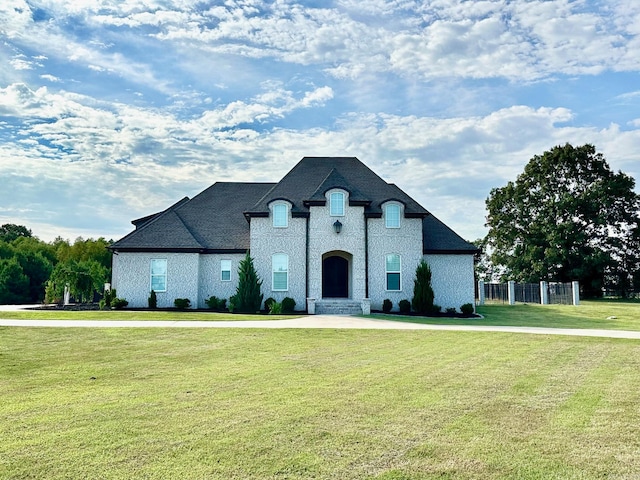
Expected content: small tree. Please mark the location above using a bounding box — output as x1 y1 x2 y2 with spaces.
412 260 436 315
231 253 263 313
148 290 157 309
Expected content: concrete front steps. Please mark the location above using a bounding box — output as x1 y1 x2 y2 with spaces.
313 299 364 315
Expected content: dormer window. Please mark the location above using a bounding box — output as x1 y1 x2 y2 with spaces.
330 192 345 216
385 203 401 228
272 203 288 227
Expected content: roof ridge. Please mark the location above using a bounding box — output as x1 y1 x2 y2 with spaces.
172 208 206 249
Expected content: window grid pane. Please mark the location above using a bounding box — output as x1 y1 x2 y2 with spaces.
386 204 400 228
150 259 167 292
387 273 401 291
273 204 287 227
221 260 231 281
385 254 401 291
272 254 288 291
330 192 344 216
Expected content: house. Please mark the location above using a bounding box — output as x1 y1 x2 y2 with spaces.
110 157 479 314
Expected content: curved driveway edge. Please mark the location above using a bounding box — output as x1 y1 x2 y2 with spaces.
1 315 640 339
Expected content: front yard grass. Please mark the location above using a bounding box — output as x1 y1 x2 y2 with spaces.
0 309 296 321
373 299 640 331
2 327 640 479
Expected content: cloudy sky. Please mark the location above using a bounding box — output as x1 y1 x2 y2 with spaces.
1 0 639 243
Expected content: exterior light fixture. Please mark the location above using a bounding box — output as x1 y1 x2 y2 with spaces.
333 219 342 234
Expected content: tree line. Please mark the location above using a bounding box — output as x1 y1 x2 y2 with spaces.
481 143 640 298
0 224 112 304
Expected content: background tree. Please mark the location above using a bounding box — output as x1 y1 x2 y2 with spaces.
230 253 263 313
0 258 30 304
486 143 640 297
0 224 32 243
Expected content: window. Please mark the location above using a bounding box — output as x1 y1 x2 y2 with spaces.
150 259 167 292
221 259 231 281
273 203 288 227
386 254 401 291
385 203 401 228
330 192 345 216
272 254 288 291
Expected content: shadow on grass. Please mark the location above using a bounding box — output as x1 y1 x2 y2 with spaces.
369 300 640 331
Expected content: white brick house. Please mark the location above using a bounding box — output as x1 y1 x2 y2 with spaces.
110 157 479 313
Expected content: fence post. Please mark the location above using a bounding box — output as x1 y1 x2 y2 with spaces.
508 280 516 305
478 280 485 305
572 281 580 305
540 281 549 305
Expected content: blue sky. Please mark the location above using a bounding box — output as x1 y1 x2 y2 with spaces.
1 0 639 243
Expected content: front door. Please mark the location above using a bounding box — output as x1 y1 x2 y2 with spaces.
323 256 348 298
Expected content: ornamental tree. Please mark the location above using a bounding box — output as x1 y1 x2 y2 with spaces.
485 143 640 297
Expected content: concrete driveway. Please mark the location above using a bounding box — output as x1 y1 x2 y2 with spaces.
1 304 640 339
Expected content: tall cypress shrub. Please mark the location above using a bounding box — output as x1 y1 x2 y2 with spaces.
231 253 263 313
412 260 435 315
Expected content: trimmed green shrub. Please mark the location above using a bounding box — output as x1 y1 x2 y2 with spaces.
399 299 411 314
111 298 128 310
101 288 117 310
174 298 191 310
205 296 226 311
148 290 157 309
269 301 283 314
446 307 457 315
461 303 475 315
264 297 276 312
282 297 296 313
412 260 437 315
382 299 392 313
232 253 263 313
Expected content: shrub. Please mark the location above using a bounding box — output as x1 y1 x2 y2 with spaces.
232 253 263 313
111 298 128 310
174 298 191 310
412 260 437 315
382 299 393 313
102 288 116 309
205 296 226 311
264 297 276 312
282 297 296 313
399 299 411 314
446 307 457 315
269 301 283 314
461 303 475 316
148 290 157 309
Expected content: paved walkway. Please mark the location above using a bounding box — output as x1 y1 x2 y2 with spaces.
0 305 639 339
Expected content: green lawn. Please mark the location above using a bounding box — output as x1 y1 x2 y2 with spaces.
0 309 295 321
2 327 639 479
372 299 640 331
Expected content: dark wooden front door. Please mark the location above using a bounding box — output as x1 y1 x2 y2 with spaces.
323 256 348 298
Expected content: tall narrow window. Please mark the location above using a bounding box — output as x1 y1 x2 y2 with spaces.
272 254 288 291
221 260 231 281
150 259 167 292
386 254 401 291
330 192 345 216
385 204 401 228
273 203 288 227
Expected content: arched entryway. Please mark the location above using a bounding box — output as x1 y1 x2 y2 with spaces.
322 252 351 298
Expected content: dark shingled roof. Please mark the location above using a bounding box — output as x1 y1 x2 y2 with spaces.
111 182 275 252
423 213 480 254
111 157 479 254
246 157 429 218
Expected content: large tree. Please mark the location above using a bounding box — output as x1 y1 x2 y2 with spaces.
485 143 640 297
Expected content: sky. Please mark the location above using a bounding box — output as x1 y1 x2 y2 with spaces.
1 0 639 244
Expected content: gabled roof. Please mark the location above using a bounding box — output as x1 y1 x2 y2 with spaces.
423 213 480 254
111 182 275 252
245 157 429 218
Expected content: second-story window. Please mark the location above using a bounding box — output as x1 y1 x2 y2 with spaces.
385 204 401 228
330 192 345 216
273 203 288 227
